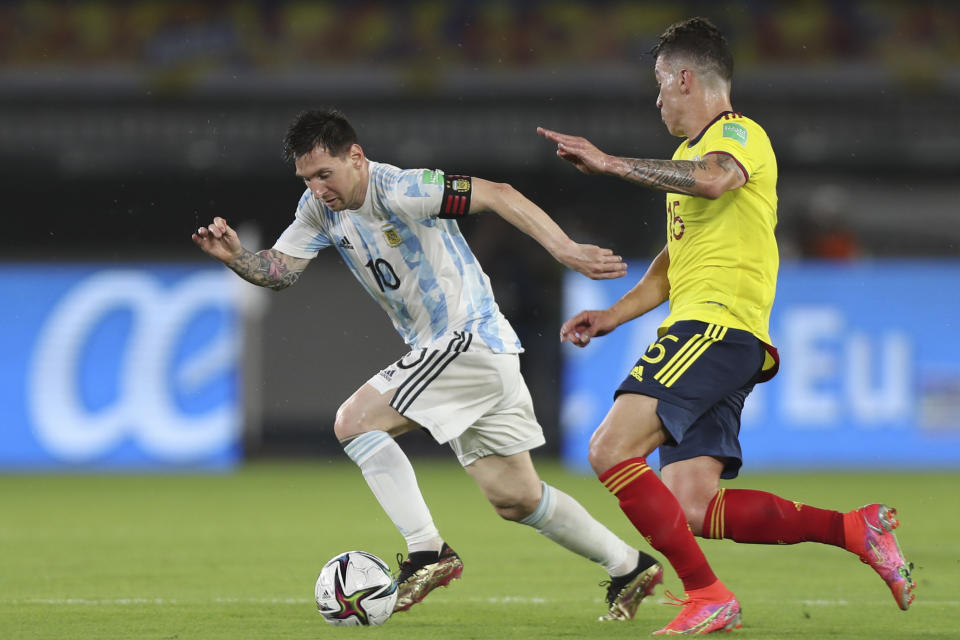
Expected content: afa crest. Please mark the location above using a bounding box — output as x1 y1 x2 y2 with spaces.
452 178 471 193
381 224 403 247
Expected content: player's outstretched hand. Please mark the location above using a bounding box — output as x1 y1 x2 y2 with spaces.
558 243 627 280
192 216 243 264
536 127 610 175
560 308 619 347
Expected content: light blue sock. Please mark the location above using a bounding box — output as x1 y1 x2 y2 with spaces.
343 431 442 554
520 482 637 576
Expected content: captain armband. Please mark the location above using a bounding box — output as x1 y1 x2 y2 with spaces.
438 174 472 218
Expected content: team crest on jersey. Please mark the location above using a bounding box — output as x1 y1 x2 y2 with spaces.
381 224 403 247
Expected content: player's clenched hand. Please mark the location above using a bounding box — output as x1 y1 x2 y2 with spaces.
560 309 619 347
191 216 243 263
558 243 627 280
537 127 610 175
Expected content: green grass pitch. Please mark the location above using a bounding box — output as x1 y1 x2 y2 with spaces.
2 458 957 639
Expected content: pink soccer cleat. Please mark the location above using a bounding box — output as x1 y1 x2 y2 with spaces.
844 503 916 610
653 583 742 635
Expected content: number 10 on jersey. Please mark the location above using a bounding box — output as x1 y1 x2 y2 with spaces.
365 258 401 292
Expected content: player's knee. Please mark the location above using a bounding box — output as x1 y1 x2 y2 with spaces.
334 400 364 442
586 418 652 475
587 437 624 476
586 446 610 476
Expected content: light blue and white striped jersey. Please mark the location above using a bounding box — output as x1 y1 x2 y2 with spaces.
273 161 522 353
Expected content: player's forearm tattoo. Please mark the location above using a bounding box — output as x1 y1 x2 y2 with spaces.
228 249 301 290
618 158 709 194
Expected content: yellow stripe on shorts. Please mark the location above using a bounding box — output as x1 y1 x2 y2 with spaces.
661 324 728 387
653 330 710 385
654 324 728 388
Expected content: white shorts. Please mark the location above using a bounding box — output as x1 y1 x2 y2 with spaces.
367 332 545 466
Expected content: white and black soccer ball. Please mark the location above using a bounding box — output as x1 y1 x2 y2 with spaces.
315 550 398 626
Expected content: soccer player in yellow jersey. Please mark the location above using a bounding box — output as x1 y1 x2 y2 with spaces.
539 17 915 635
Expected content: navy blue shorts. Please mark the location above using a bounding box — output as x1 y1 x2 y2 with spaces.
614 320 765 479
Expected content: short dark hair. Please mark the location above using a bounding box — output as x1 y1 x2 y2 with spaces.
282 108 358 163
652 17 733 82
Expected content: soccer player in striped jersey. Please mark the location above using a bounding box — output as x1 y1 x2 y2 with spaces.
540 16 914 635
193 108 664 620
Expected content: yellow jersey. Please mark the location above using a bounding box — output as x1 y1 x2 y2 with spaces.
662 111 779 345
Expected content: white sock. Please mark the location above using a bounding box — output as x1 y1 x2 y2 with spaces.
343 431 443 554
519 482 638 577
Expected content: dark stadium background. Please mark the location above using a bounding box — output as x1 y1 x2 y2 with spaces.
2 0 958 458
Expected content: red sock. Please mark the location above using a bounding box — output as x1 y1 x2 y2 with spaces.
703 488 845 547
599 458 717 592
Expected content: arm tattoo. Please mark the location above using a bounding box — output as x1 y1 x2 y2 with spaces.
619 158 709 194
712 152 744 179
228 248 302 290
713 153 735 173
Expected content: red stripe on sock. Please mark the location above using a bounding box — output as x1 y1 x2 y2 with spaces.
703 488 845 546
599 458 717 591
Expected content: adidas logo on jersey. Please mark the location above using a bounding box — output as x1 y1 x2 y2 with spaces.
338 236 354 250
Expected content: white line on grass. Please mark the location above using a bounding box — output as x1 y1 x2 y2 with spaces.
214 598 311 604
470 597 548 604
5 598 313 606
3 597 957 607
11 599 181 605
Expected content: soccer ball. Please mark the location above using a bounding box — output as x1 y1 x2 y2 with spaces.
315 550 398 626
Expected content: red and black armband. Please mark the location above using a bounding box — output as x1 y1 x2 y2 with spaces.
438 174 472 218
